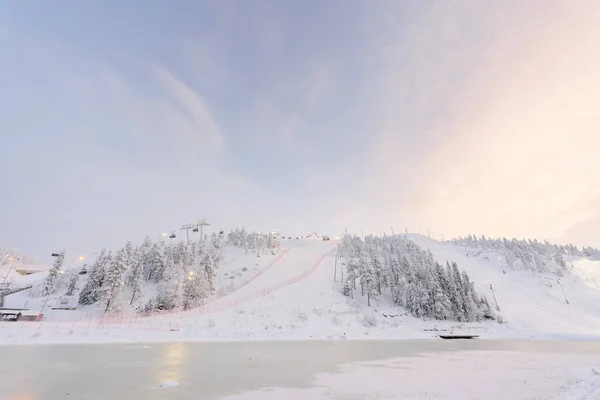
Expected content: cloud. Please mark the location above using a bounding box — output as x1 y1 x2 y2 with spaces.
358 0 600 245
2 0 600 258
0 26 267 259
154 66 224 156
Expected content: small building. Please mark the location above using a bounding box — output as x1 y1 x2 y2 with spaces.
52 296 78 310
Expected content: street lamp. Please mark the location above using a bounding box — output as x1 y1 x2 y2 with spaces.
2 255 19 285
557 279 569 304
489 283 500 311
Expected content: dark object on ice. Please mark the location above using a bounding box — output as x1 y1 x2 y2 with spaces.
438 334 479 340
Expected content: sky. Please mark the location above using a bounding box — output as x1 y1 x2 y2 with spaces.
1 0 599 263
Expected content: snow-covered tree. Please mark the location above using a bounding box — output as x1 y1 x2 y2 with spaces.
100 248 128 312
65 273 79 296
42 251 65 297
339 234 492 322
76 231 225 313
450 235 598 276
149 244 166 282
127 247 144 305
79 249 109 305
156 256 184 310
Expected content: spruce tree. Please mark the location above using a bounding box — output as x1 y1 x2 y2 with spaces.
42 251 65 297
100 248 128 312
79 249 109 305
156 256 184 310
128 247 144 305
65 274 79 296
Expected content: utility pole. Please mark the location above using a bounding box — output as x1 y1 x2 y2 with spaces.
557 279 569 304
334 244 339 282
489 283 500 311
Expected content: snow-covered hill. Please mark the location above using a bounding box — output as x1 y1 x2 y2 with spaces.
1 234 600 344
410 235 600 338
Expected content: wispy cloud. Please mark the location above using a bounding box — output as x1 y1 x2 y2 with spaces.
154 66 223 156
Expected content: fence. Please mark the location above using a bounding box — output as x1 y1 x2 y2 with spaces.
0 247 332 332
99 247 333 324
97 247 292 324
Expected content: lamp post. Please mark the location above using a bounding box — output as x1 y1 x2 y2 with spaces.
557 279 569 304
1 255 18 285
334 244 339 282
185 271 195 309
489 283 500 311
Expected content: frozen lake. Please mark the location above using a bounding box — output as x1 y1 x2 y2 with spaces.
1 339 599 399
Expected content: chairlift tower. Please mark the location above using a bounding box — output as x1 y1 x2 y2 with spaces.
180 223 195 244
197 218 210 242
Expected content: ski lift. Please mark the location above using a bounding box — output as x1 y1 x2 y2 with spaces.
192 226 199 233
169 232 176 239
219 230 224 235
79 264 88 275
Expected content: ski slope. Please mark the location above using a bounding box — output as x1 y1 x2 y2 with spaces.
409 234 600 339
1 235 600 344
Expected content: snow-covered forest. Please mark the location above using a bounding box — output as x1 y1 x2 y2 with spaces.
339 235 495 322
450 235 600 275
61 234 226 313
227 227 280 255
